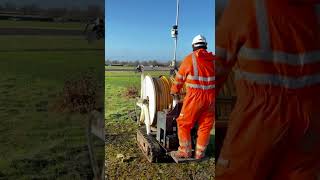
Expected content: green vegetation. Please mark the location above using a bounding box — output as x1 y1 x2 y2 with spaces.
0 36 103 51
105 70 215 179
0 20 104 179
105 66 136 70
0 20 83 30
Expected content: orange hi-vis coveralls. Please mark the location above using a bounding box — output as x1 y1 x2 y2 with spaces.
216 0 320 179
171 48 215 158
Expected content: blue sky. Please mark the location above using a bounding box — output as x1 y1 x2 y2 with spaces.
106 0 215 61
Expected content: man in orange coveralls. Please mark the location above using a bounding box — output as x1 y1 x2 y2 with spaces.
170 34 215 160
216 0 320 179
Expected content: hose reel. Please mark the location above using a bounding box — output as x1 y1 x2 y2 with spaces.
137 75 185 134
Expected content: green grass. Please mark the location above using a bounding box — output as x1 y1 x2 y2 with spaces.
0 51 104 80
105 71 166 122
0 20 84 30
0 34 104 179
0 36 103 51
105 70 215 179
105 66 136 70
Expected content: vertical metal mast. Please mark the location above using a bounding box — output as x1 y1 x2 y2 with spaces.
171 0 180 72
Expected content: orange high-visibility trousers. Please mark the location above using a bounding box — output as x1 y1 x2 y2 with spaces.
216 83 320 180
176 89 214 158
171 49 215 157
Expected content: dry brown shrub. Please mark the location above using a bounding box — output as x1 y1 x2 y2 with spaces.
51 70 103 114
123 86 139 99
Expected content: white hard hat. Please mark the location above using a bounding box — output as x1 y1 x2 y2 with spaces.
192 35 207 47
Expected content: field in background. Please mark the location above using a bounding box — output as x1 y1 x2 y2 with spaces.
105 70 215 179
0 36 103 51
105 65 171 72
0 20 83 30
0 20 104 179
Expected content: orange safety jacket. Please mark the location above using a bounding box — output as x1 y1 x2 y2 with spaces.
171 49 215 94
216 0 320 93
216 0 320 179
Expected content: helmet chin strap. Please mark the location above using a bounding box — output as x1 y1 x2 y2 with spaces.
192 42 208 51
193 46 207 51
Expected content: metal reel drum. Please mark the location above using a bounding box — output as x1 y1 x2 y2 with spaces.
142 75 157 126
141 75 175 126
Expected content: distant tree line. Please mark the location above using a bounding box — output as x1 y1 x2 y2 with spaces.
105 60 182 67
0 1 103 21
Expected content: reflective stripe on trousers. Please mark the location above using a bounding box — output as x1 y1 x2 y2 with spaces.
179 141 192 154
196 144 207 157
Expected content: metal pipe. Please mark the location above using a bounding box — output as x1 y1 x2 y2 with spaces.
173 36 178 69
175 0 180 26
172 0 180 70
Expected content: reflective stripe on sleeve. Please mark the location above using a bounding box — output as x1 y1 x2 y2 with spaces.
216 47 236 62
175 72 184 80
173 81 184 85
255 0 270 50
240 2 320 66
186 83 215 90
238 47 320 65
187 75 215 82
235 70 320 89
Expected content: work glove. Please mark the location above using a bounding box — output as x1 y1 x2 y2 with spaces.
170 91 178 96
170 67 179 77
170 92 181 100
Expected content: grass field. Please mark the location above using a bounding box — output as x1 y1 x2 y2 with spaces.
0 36 103 51
105 66 135 70
0 20 105 179
0 20 83 30
105 70 215 179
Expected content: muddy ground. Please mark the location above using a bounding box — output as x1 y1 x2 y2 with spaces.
105 121 215 180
